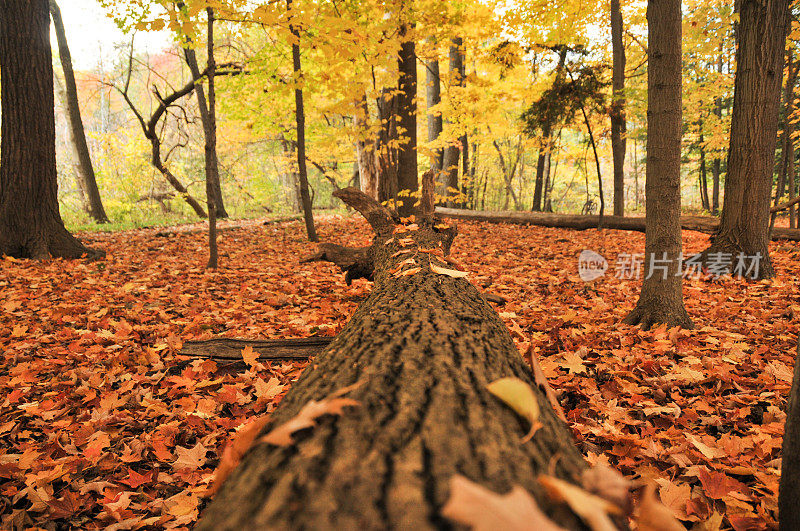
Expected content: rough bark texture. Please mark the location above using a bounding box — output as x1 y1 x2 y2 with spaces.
699 0 789 279
611 0 627 217
426 57 443 173
623 0 692 330
288 0 318 242
0 0 100 259
699 131 710 211
779 339 800 531
712 47 724 215
197 187 588 530
396 22 418 217
180 337 331 361
49 0 109 224
377 89 401 204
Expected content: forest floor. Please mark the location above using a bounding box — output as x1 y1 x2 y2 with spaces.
0 214 796 530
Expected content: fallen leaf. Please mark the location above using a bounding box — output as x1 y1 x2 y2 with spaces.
581 465 633 513
487 377 542 442
430 262 468 278
441 474 566 531
261 384 361 446
173 442 208 470
538 475 620 531
241 345 259 369
207 415 271 496
637 484 686 531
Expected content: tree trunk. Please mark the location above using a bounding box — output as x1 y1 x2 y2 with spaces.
376 89 400 204
531 125 550 212
791 153 797 228
442 38 465 206
426 56 443 173
0 0 101 259
396 22 418 217
49 0 109 224
698 0 789 279
773 48 797 230
699 132 711 211
780 339 800 530
288 0 318 242
623 0 692 330
712 45 724 215
197 182 588 530
355 97 380 200
611 0 627 217
205 9 218 268
182 28 227 220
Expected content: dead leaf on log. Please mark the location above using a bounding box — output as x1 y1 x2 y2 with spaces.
581 465 634 514
260 383 362 447
538 475 621 531
207 416 271 496
430 262 469 278
486 377 542 442
523 344 567 422
441 474 566 531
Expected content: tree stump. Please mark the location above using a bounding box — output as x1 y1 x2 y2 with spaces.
197 178 588 529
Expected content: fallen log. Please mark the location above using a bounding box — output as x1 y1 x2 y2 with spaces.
179 336 332 360
436 207 800 241
198 174 589 529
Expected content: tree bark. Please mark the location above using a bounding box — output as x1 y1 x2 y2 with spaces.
712 45 724 215
197 183 588 530
699 131 711 211
49 0 109 224
0 0 101 259
426 55 443 173
396 22 419 217
611 0 627 217
288 0 318 242
698 0 789 279
442 37 465 206
623 0 692 330
182 25 228 220
773 48 797 230
779 339 800 531
532 49 568 212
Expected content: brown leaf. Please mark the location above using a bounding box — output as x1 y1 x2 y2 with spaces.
581 465 633 514
638 484 686 531
538 475 620 531
207 416 271 496
441 474 566 531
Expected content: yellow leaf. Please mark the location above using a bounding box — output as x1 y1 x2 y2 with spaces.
241 345 259 369
487 377 541 442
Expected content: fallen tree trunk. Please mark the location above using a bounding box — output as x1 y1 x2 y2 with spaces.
436 207 800 241
179 336 332 361
198 177 588 529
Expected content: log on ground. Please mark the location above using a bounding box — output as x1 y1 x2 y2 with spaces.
197 182 588 529
436 207 800 241
179 336 332 361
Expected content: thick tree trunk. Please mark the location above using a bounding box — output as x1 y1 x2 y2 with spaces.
197 182 588 530
611 0 627 217
426 56 443 173
49 0 109 224
791 156 797 228
779 339 800 530
442 37 465 206
436 207 800 241
0 0 100 259
288 0 318 242
623 0 692 330
396 22 418 217
699 0 789 279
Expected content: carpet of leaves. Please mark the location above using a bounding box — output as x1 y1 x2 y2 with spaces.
0 215 796 530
